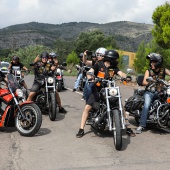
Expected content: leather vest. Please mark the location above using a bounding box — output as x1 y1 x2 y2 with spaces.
147 68 165 92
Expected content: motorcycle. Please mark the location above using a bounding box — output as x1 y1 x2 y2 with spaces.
10 67 29 101
124 75 170 129
55 62 67 92
0 73 42 136
75 64 91 91
86 70 132 150
30 63 58 121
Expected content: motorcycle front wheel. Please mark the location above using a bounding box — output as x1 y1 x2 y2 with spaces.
112 109 122 150
15 103 42 137
48 92 57 121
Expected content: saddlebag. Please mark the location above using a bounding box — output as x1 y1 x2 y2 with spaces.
125 95 144 113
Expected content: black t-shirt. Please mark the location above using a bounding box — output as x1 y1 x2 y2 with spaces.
10 62 24 70
93 61 120 79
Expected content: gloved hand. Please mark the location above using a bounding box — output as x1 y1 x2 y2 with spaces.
126 76 132 82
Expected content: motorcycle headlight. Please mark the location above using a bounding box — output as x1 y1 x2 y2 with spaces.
16 89 23 97
167 88 170 95
17 70 21 74
56 68 61 73
109 88 118 96
47 77 54 84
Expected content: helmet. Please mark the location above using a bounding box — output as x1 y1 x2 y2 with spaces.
78 53 84 58
13 55 20 61
146 53 163 68
49 52 58 58
95 47 107 55
40 52 49 59
104 50 119 62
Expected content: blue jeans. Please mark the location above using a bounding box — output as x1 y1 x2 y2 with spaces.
83 80 95 102
74 73 82 89
139 91 158 127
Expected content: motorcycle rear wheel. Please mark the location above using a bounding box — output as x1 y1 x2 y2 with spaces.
15 103 42 137
48 93 57 121
112 109 122 150
57 81 62 92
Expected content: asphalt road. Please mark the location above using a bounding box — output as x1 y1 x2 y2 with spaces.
0 75 170 170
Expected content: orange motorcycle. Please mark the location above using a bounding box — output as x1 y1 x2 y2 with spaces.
0 73 42 137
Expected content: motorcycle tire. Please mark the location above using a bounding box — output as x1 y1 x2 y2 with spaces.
15 103 42 137
48 93 57 121
112 109 122 150
57 81 62 92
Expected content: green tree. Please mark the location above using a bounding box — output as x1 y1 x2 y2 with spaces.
133 41 147 73
74 30 117 54
8 45 52 69
152 2 170 49
53 39 75 63
66 51 79 65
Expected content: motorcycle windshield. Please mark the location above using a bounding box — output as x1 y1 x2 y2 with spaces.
7 74 20 92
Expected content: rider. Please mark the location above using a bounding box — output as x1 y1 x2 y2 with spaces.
48 52 59 66
82 47 106 101
136 53 170 133
49 52 67 90
72 53 85 92
76 49 135 137
8 55 29 89
27 52 67 113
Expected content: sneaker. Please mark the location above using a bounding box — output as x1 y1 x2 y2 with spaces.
81 96 85 100
126 128 136 137
136 126 144 134
72 88 76 92
59 107 67 114
76 129 84 138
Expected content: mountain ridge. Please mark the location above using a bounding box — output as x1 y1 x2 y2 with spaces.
0 21 154 52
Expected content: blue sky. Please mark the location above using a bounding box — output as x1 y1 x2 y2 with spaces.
0 0 168 29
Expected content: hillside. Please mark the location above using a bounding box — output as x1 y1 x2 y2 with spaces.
0 21 154 52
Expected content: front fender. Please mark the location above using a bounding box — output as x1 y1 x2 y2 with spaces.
19 101 34 107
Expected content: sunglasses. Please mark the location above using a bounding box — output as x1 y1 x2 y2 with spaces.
96 54 103 57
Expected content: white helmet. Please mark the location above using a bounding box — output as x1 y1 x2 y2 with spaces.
49 52 58 58
95 47 107 55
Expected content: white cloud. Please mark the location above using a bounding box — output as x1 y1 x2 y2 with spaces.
0 0 168 28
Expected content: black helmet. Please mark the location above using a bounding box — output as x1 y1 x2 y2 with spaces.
40 52 49 59
13 55 20 61
49 52 58 58
146 53 163 68
104 50 119 62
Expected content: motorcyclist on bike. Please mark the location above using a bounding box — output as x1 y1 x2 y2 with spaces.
48 52 59 66
8 55 29 90
49 52 67 90
136 53 170 134
27 52 67 113
76 49 135 137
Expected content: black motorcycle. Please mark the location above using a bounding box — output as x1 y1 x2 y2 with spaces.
86 75 131 150
10 67 29 101
30 63 58 121
55 62 67 92
124 76 170 129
